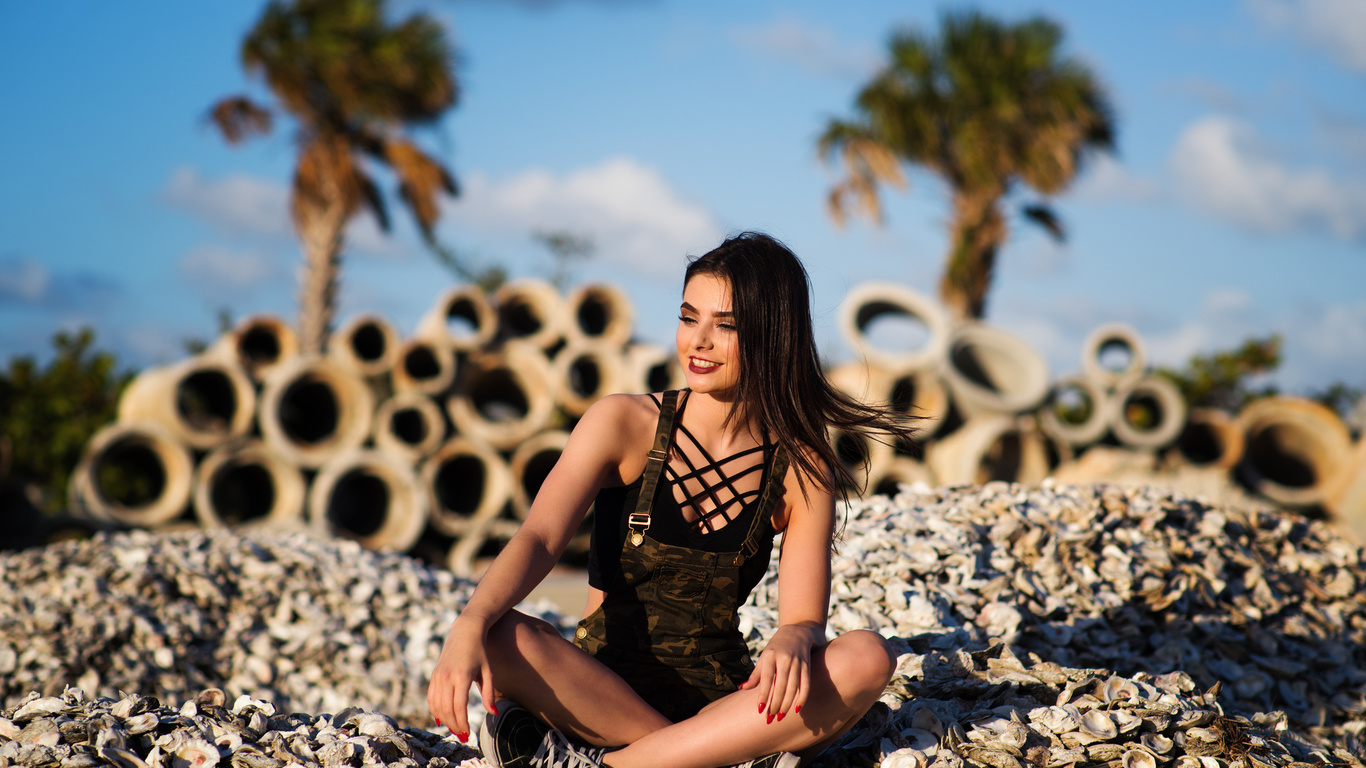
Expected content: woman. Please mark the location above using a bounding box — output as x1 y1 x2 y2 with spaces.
427 232 918 768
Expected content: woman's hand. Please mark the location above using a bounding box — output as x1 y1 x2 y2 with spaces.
426 615 497 742
739 621 823 722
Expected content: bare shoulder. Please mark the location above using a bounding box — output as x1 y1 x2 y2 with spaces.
774 443 836 532
571 393 665 486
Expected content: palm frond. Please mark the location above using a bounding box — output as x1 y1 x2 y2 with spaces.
1021 203 1065 242
207 97 273 144
385 139 457 240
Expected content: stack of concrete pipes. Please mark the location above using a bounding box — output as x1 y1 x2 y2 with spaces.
67 279 1366 568
830 283 1366 528
68 280 683 575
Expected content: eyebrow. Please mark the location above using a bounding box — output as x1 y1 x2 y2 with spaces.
679 301 733 317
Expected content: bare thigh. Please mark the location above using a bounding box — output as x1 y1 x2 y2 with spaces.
484 609 673 746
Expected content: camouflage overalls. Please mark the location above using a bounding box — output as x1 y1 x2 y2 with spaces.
571 390 790 722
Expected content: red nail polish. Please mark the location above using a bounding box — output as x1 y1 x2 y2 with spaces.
489 704 499 716
757 702 765 713
795 705 802 714
458 732 469 743
766 713 774 725
435 717 442 727
777 712 785 722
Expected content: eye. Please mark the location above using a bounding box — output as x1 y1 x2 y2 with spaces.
678 315 696 325
719 322 736 332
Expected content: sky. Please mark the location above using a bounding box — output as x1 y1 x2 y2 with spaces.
1 0 1363 394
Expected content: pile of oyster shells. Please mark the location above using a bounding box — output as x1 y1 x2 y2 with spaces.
5 481 1366 768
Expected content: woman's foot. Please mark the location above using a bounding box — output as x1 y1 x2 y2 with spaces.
530 729 609 768
480 700 554 768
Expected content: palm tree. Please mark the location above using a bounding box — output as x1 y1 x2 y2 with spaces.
210 0 459 353
819 10 1116 321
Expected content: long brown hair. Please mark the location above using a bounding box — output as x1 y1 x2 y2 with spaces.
685 231 918 497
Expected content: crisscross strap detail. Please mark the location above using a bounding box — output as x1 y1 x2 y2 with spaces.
666 420 769 535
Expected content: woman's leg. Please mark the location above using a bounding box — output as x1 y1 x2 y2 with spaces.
603 630 896 768
484 610 673 746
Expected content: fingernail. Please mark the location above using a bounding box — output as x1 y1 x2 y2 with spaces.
795 705 802 714
766 713 774 725
757 702 765 713
489 704 499 716
777 712 786 722
435 717 442 727
458 732 469 743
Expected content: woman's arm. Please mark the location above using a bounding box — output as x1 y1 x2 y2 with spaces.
741 452 836 722
426 394 649 738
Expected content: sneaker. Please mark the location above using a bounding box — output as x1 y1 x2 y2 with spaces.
530 729 609 768
480 700 554 768
729 753 801 768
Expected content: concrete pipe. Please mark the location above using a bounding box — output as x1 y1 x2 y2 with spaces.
422 437 512 537
829 424 893 495
866 456 934 499
1111 373 1187 449
392 336 458 397
373 392 447 463
1326 437 1366 545
622 343 685 394
329 313 399 378
563 282 634 348
839 283 950 371
1236 396 1353 508
1081 322 1146 389
494 278 565 350
509 430 572 520
258 354 375 469
828 362 950 441
309 449 428 553
926 415 1069 487
208 314 299 383
943 322 1050 418
69 421 193 527
417 285 499 351
193 440 306 530
1172 408 1245 470
447 341 558 451
1039 374 1113 447
555 341 627 417
117 355 256 451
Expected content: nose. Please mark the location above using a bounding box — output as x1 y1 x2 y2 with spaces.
690 322 712 350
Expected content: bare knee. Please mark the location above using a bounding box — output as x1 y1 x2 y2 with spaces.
486 610 562 665
825 629 896 695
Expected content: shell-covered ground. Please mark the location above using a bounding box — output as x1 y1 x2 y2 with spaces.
3 481 1365 767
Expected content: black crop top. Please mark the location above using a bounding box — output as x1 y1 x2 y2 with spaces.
586 393 781 597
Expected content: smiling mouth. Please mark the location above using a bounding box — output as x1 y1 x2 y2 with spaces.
689 357 720 371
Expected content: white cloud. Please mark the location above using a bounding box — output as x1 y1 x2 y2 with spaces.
450 157 724 276
0 257 50 302
729 17 880 78
164 167 291 238
1247 0 1366 71
1170 116 1366 240
1071 155 1161 204
179 245 279 293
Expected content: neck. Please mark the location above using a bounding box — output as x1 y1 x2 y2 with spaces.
683 389 757 442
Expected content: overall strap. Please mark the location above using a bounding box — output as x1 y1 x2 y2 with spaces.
737 443 790 562
628 390 680 546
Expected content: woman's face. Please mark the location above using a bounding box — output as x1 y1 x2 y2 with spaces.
676 273 740 398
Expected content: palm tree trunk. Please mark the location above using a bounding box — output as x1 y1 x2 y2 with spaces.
940 193 1006 321
295 201 347 355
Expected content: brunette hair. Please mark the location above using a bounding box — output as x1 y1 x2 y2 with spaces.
685 231 918 497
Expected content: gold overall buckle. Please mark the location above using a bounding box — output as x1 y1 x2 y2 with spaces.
627 512 650 546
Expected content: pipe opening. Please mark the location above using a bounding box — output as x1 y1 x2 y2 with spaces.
210 463 274 525
979 433 1024 483
391 408 429 446
1178 422 1225 465
404 346 441 380
521 449 561 501
445 298 481 338
950 342 1003 395
280 377 340 445
177 370 237 434
239 327 282 366
889 376 918 413
351 324 387 363
873 476 902 497
434 455 486 517
568 356 602 397
833 430 869 470
500 299 544 339
1246 426 1318 489
327 470 388 537
95 439 166 508
577 296 610 337
1096 338 1135 376
1121 392 1165 433
471 370 530 421
1051 384 1095 426
855 302 931 353
645 362 672 392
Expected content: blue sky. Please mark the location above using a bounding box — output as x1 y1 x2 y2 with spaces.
1 0 1363 393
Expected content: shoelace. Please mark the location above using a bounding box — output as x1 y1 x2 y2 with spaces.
531 729 606 768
